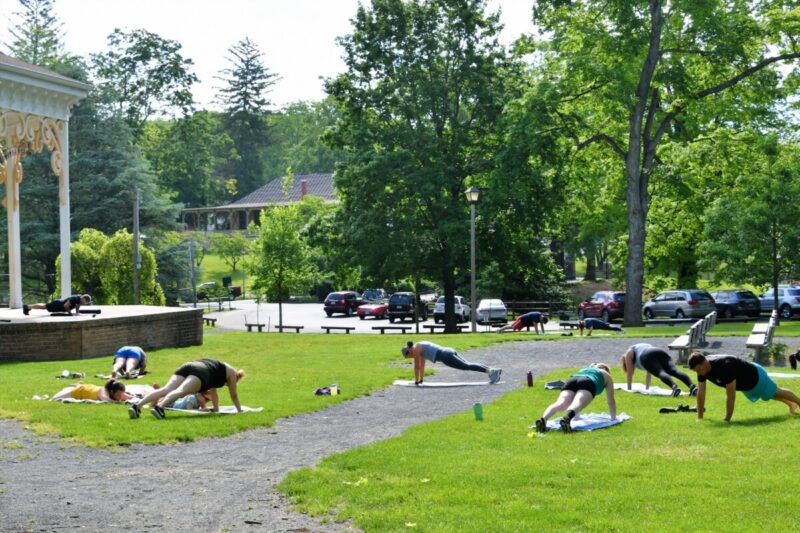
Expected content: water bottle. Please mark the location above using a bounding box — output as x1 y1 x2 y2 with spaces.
473 402 483 421
330 384 339 396
526 371 533 387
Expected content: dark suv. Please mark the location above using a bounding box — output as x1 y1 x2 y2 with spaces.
323 291 363 317
577 291 625 322
388 292 428 322
711 290 761 318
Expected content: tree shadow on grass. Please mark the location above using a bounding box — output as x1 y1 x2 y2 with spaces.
709 414 796 428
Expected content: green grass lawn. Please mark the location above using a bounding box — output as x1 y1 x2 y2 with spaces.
279 367 800 532
197 253 247 288
0 333 510 447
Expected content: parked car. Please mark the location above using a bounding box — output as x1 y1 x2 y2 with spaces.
642 289 716 319
361 288 387 303
711 289 761 318
357 300 389 320
476 299 508 324
433 295 470 323
577 291 625 322
323 291 364 317
388 292 428 322
758 286 800 319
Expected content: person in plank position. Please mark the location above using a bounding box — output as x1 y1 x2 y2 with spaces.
23 294 91 315
496 311 548 334
620 343 697 397
534 363 617 433
688 352 800 422
579 318 624 336
401 341 502 385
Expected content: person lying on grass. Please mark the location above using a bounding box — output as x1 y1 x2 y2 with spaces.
578 318 625 336
401 341 502 385
112 346 147 378
52 379 132 403
688 352 800 422
620 343 697 397
170 390 211 410
128 358 244 420
534 363 617 434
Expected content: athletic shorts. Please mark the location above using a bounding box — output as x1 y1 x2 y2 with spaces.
45 301 67 313
742 363 778 403
562 376 596 398
114 347 144 362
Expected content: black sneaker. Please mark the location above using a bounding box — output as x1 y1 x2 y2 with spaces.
659 406 678 414
671 387 681 397
22 304 29 315
790 354 798 371
689 385 698 397
151 405 166 420
128 404 141 419
535 417 547 433
559 417 572 433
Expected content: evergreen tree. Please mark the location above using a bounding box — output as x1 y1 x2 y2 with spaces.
216 37 279 196
6 0 63 67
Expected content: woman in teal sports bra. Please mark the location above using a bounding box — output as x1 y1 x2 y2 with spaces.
534 363 617 433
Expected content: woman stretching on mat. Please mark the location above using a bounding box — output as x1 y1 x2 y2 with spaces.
128 358 244 419
401 341 502 385
52 379 132 403
112 346 147 378
534 363 616 433
620 343 697 397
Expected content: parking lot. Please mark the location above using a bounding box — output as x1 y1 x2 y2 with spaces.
198 300 562 334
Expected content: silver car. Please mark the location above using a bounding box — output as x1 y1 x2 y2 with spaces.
433 295 470 323
476 299 508 324
643 289 716 319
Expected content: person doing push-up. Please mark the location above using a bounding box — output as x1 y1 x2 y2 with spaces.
535 363 617 433
579 318 624 336
496 311 548 334
688 352 800 422
401 341 502 385
620 343 697 397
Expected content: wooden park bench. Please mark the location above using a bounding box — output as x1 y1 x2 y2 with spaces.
372 325 412 334
277 325 304 333
322 326 355 334
203 317 217 327
746 310 778 359
422 324 467 333
668 312 717 363
245 323 265 333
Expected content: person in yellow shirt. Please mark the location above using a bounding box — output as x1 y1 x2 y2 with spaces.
52 379 131 402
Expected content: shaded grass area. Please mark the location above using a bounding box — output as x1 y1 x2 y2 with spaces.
279 368 800 532
0 333 510 447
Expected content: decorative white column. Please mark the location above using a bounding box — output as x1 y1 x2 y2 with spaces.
4 147 23 308
58 121 71 297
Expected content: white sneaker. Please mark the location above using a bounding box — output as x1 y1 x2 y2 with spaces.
488 368 502 384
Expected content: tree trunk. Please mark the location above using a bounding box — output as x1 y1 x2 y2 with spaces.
584 245 597 281
278 298 283 330
443 269 457 333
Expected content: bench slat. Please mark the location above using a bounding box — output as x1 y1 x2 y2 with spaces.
668 335 691 349
746 333 767 347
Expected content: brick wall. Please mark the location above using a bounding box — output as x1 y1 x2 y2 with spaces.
0 308 203 362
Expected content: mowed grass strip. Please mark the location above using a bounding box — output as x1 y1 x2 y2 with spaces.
279 368 800 532
0 333 509 447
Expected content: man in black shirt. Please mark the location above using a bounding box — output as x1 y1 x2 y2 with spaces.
688 352 800 422
23 294 91 316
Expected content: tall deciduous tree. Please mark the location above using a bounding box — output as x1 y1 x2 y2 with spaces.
533 0 800 325
216 37 279 196
327 0 511 331
248 205 315 329
210 232 249 273
92 28 198 136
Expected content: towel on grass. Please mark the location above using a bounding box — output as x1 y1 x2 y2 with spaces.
164 406 263 414
94 372 147 380
614 383 684 396
541 412 631 432
768 372 800 379
545 380 566 390
393 379 496 387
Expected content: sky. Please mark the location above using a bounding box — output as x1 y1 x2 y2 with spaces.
0 0 536 111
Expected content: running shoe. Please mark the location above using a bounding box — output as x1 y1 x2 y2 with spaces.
22 304 29 315
559 417 572 433
671 387 681 397
535 417 547 433
488 368 502 384
689 384 698 397
151 405 166 420
128 404 141 419
790 354 797 371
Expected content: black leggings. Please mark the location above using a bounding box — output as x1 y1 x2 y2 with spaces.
639 349 694 389
436 349 488 374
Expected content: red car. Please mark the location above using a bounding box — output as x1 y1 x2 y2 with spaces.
357 301 389 320
323 291 364 317
578 291 625 322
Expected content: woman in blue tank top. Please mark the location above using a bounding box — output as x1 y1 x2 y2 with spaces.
534 363 617 433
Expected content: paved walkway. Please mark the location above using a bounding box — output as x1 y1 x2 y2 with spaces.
0 336 779 532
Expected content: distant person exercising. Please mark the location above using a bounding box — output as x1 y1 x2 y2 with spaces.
688 352 800 422
112 346 148 378
496 311 548 334
23 294 91 316
401 341 502 385
579 318 624 336
620 343 697 397
534 363 617 433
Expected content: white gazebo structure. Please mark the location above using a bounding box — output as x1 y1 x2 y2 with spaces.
0 53 90 308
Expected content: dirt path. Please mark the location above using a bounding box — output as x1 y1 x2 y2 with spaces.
0 336 756 532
